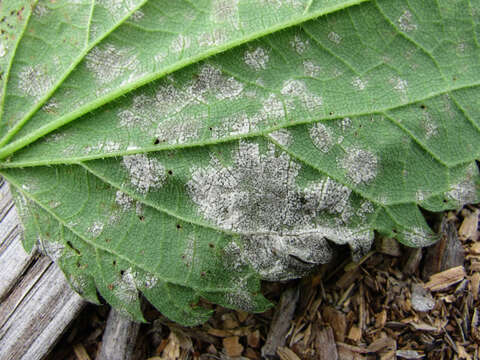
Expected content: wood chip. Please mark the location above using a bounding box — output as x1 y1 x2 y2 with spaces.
377 237 401 257
223 336 243 358
262 286 299 358
422 217 465 279
247 329 260 348
322 306 347 342
73 343 91 360
403 248 422 275
459 209 479 241
347 326 362 342
315 326 338 360
366 337 396 353
96 309 141 360
277 347 301 360
425 266 466 292
471 272 480 301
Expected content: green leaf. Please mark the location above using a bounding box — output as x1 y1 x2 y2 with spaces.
0 0 479 325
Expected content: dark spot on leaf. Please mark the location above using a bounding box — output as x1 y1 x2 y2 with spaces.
420 104 426 109
153 138 160 145
168 170 173 175
329 111 334 116
138 215 145 221
66 241 81 255
209 243 215 248
120 270 125 276
113 260 117 266
176 224 182 229
201 271 206 277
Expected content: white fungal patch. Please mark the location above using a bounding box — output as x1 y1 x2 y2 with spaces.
225 277 255 311
211 112 255 139
170 34 191 53
33 3 48 17
303 60 321 77
188 141 374 280
197 30 227 47
390 77 408 94
268 129 292 147
398 10 417 32
327 31 342 45
18 65 53 97
156 114 203 145
0 42 7 57
113 268 138 304
37 237 64 262
244 47 269 71
122 154 166 194
422 112 439 139
352 76 367 91
310 122 333 153
340 147 378 185
118 64 243 140
97 0 136 17
280 79 323 112
84 141 121 154
211 0 238 24
88 221 104 238
143 273 158 289
85 44 139 84
340 117 352 131
446 165 479 205
258 0 304 8
130 9 144 22
401 227 435 247
115 190 134 211
290 35 309 54
182 234 195 266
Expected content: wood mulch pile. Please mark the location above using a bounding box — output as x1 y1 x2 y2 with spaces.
47 206 480 360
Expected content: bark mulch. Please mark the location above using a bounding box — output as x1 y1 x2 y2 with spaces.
46 206 480 360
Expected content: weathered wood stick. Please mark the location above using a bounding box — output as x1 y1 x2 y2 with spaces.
96 309 141 360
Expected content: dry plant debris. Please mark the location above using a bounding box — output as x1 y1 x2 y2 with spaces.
47 206 480 360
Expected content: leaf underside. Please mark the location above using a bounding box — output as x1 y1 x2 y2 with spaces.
0 0 479 324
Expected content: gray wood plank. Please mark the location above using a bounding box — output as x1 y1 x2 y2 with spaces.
0 179 86 360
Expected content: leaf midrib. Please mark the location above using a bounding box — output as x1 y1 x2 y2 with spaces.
2 80 479 168
0 0 369 160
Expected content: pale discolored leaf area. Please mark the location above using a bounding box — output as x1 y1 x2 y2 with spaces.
0 0 479 325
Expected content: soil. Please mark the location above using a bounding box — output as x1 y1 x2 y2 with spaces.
46 205 480 360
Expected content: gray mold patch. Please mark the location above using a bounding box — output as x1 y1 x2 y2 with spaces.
122 154 166 194
187 141 374 280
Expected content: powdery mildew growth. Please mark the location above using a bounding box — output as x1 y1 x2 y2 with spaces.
187 141 374 280
17 65 53 97
117 64 244 144
310 122 333 153
340 147 378 185
122 154 166 194
85 43 139 84
244 47 269 71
